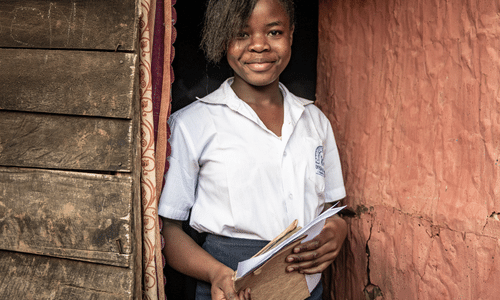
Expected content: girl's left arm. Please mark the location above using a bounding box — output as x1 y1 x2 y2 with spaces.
285 203 347 274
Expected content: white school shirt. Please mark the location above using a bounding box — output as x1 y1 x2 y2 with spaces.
158 78 346 241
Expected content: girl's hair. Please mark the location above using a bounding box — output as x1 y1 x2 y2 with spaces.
201 0 295 64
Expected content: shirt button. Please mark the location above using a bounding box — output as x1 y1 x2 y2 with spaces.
283 151 287 157
289 194 293 200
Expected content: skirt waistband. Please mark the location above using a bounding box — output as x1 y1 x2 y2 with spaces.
202 234 269 271
204 233 270 248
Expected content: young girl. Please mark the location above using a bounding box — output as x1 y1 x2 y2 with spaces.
159 0 347 299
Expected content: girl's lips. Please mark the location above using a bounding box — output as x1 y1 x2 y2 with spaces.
246 61 274 72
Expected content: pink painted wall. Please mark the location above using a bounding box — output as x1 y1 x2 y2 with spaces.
316 0 500 299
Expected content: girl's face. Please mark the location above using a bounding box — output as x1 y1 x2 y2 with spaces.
227 0 293 88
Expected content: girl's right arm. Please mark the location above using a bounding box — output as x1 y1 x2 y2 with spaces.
161 217 251 300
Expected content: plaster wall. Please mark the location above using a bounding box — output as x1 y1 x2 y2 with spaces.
316 0 500 299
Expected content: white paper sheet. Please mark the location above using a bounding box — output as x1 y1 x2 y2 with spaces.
235 204 346 293
305 273 322 292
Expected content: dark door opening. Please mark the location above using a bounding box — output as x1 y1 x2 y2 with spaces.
171 0 319 114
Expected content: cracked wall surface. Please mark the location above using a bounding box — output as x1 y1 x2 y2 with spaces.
316 0 500 299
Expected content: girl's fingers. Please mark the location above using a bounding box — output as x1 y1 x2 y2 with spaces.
223 286 238 300
287 237 339 263
293 239 321 253
212 287 228 300
297 261 333 274
292 223 338 254
286 248 339 273
212 280 237 300
285 216 348 274
239 288 251 300
288 256 334 274
287 249 319 263
235 288 251 300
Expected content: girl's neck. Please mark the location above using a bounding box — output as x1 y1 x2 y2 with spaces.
230 77 283 106
230 76 284 137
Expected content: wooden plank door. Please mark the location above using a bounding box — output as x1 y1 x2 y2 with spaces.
0 1 142 299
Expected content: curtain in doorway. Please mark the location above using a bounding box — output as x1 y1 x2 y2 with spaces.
139 0 176 299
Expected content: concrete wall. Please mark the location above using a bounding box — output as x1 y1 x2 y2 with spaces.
316 0 500 299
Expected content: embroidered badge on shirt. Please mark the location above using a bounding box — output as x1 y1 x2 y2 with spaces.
315 146 325 177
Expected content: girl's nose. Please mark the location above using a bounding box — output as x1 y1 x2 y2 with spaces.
248 34 270 52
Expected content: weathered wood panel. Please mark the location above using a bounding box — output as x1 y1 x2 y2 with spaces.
0 251 134 299
0 0 138 51
0 49 136 119
130 65 143 299
0 167 133 267
0 111 132 171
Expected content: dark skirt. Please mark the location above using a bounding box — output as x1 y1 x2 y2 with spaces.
195 234 323 300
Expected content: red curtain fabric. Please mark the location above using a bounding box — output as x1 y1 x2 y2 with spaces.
139 0 176 299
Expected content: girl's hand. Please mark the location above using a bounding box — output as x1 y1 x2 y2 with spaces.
285 215 347 274
209 265 251 300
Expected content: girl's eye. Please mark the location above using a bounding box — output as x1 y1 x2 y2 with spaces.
269 30 282 36
237 32 249 39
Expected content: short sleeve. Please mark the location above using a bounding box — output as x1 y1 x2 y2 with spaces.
322 114 346 202
158 115 200 220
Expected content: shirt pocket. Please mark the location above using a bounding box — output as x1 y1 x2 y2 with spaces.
302 137 326 196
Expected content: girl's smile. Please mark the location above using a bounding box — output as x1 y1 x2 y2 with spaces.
227 0 294 89
246 61 275 72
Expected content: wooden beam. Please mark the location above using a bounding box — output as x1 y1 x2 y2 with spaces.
0 0 138 51
0 49 137 119
0 167 133 267
129 53 144 299
0 251 134 299
0 111 132 172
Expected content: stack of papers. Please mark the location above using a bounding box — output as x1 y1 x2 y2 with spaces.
233 204 346 298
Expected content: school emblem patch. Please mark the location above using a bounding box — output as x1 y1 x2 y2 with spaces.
315 146 325 177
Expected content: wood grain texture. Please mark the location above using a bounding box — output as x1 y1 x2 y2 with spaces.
0 251 134 299
130 62 143 299
0 167 133 267
0 0 138 50
0 111 132 171
0 49 137 119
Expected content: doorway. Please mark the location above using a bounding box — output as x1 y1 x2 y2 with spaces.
166 1 319 299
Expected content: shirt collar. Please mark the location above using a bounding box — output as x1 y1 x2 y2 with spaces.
199 78 314 126
198 78 242 111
